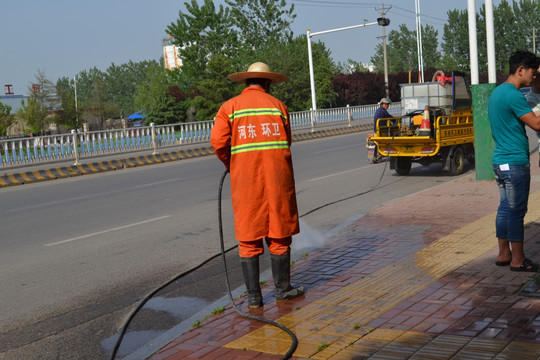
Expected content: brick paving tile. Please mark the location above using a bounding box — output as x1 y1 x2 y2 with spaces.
199 346 237 359
143 167 540 360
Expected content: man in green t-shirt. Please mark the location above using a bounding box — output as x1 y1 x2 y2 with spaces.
488 50 540 272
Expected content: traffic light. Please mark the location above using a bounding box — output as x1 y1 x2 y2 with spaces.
377 17 390 26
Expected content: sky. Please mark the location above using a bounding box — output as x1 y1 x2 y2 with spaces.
1 0 501 96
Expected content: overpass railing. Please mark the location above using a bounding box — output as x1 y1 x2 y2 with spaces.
0 103 400 169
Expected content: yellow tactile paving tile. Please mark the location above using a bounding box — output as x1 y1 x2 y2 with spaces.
497 341 540 360
292 340 323 358
247 338 299 356
452 338 508 359
224 188 540 358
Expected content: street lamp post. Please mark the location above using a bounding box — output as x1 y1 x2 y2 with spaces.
415 0 424 83
378 16 391 98
307 20 388 112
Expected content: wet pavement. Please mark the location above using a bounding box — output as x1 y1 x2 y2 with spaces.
5 125 540 359
143 154 540 360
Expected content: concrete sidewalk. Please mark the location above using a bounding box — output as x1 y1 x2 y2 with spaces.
146 158 540 359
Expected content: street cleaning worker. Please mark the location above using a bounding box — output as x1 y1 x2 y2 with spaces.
210 62 304 308
373 97 392 132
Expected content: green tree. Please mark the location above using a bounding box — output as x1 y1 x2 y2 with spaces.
442 0 539 74
0 102 14 136
514 0 540 54
55 77 83 130
90 75 118 126
104 60 159 117
440 9 470 72
75 67 105 111
18 95 47 135
166 0 238 85
225 0 296 50
421 24 440 70
371 24 439 74
191 54 239 121
492 0 527 70
134 63 185 124
310 40 338 109
30 69 59 113
18 70 57 134
486 0 538 72
254 36 337 111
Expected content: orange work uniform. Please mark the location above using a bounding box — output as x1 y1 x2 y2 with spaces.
210 85 300 256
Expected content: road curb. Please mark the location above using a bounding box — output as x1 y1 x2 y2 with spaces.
0 124 371 188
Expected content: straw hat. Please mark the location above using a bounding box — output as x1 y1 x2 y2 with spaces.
228 62 289 84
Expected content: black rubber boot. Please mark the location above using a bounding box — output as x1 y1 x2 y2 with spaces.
270 253 305 301
240 256 263 308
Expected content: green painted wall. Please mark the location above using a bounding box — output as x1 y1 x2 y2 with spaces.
472 83 497 180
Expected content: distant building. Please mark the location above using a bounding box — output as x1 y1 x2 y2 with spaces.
1 84 27 113
0 95 26 113
163 37 182 70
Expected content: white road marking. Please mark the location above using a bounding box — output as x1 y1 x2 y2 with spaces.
307 166 370 182
44 215 172 247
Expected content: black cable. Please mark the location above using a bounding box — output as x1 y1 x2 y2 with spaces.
109 170 298 360
109 236 238 359
218 170 298 360
300 130 400 218
111 132 396 359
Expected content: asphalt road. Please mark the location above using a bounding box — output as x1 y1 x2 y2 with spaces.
0 131 472 359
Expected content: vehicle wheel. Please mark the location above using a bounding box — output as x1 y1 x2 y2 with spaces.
395 157 412 175
372 148 383 164
450 146 465 176
467 148 475 166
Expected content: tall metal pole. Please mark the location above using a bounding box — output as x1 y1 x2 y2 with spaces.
377 5 391 98
533 28 536 54
467 0 479 85
307 21 379 112
307 29 317 112
415 0 424 83
74 75 79 125
485 0 496 83
383 25 389 97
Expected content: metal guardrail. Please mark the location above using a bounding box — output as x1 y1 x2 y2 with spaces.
0 103 401 168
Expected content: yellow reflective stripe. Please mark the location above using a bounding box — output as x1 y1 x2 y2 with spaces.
231 141 289 155
228 108 287 122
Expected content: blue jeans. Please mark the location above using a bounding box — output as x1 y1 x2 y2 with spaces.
493 164 530 242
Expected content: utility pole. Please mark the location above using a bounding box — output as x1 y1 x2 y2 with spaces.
533 28 536 54
414 0 424 83
376 4 391 98
74 75 79 127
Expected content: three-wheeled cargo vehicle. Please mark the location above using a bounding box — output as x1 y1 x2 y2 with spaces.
369 73 474 176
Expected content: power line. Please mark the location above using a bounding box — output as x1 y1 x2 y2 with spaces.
293 0 380 7
293 1 447 26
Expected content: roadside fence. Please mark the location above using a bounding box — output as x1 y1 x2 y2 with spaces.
0 103 400 169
